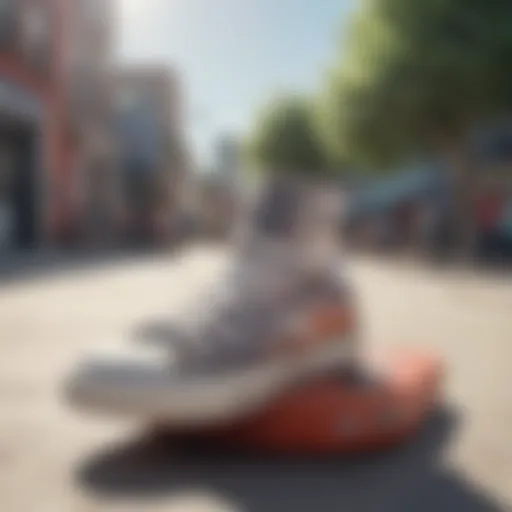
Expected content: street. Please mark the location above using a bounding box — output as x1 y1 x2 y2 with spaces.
0 244 511 511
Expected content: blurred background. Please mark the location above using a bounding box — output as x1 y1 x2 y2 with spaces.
0 1 512 511
0 0 510 263
0 0 199 255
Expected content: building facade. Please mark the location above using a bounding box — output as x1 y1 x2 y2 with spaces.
0 0 118 252
115 66 188 244
0 0 66 251
215 135 240 185
194 134 243 237
63 0 118 246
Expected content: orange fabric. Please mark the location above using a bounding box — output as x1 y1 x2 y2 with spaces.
307 305 356 339
270 304 355 357
204 349 443 454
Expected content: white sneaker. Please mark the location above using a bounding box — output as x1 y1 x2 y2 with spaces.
65 177 358 426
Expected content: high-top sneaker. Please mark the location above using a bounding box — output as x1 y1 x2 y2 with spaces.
161 175 356 361
66 176 359 427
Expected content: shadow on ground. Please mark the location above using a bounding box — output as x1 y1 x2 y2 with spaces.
77 407 504 512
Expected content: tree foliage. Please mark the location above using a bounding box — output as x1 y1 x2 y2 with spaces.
321 0 512 170
248 95 332 176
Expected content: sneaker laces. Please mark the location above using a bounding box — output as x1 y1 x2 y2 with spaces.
176 240 296 361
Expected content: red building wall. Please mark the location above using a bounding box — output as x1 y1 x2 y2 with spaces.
0 0 77 243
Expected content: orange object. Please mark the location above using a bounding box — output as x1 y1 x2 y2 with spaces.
308 304 356 338
271 304 356 358
202 348 443 454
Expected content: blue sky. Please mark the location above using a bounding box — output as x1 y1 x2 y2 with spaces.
118 0 354 166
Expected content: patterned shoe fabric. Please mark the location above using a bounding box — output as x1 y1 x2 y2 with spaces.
170 177 348 370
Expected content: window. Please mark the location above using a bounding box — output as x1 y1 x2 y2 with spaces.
0 0 14 20
117 87 140 111
82 0 106 25
0 0 17 46
21 3 53 73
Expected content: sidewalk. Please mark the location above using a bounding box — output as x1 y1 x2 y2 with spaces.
348 248 512 284
0 246 180 287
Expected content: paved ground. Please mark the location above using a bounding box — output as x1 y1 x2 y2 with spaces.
0 244 511 512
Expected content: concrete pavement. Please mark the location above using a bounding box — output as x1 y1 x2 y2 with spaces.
0 244 510 511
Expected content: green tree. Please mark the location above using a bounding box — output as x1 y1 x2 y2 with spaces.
322 0 512 253
248 95 334 176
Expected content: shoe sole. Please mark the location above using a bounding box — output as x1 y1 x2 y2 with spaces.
65 337 355 428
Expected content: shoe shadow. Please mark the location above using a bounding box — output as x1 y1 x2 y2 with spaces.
76 407 505 512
